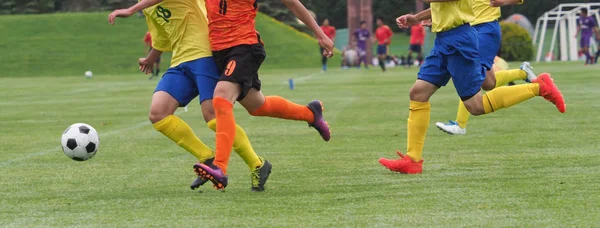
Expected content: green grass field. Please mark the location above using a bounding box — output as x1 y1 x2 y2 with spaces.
1 61 599 227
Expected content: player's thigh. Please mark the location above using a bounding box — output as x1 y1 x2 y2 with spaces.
154 67 198 108
416 47 451 99
475 22 501 70
215 44 264 101
184 57 221 121
445 30 484 100
447 51 485 100
239 88 266 113
481 70 496 91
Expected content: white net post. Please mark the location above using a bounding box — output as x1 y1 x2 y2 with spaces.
559 19 568 61
568 14 578 61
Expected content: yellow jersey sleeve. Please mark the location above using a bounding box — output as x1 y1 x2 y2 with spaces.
141 0 213 68
144 6 172 52
430 0 475 33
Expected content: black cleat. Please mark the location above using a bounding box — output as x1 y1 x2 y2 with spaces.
190 158 214 190
251 158 272 192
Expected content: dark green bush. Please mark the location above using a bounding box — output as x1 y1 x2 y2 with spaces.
499 22 534 61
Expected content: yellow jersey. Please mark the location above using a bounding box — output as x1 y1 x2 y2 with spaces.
142 0 212 68
471 0 522 26
430 0 474 33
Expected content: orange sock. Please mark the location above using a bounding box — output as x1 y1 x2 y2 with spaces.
213 97 236 174
249 96 315 123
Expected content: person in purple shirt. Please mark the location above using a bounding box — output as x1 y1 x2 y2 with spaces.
354 21 371 69
575 8 599 65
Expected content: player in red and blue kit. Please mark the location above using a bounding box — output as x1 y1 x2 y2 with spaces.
575 8 599 65
354 21 371 69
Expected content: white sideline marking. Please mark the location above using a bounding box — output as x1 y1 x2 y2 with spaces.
281 72 319 84
0 110 185 168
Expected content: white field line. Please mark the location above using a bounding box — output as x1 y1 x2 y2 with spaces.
0 109 186 168
281 72 319 85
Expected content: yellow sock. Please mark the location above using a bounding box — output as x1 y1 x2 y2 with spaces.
456 99 469 128
153 115 213 162
494 69 527 88
207 119 262 170
483 83 540 114
406 101 430 162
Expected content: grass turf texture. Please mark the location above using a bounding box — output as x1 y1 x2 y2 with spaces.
1 62 599 226
0 12 341 77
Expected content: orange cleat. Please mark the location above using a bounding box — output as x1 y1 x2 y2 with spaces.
534 73 566 113
378 151 423 174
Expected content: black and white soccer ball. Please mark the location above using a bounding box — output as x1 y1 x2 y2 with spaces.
61 123 99 161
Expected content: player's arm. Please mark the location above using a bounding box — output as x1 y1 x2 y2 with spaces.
139 48 163 74
280 0 334 57
108 0 164 24
397 9 431 29
490 0 524 7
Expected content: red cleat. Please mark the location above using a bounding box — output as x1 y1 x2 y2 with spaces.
534 73 566 113
378 151 423 174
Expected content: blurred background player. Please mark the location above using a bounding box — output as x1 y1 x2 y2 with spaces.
341 41 359 69
407 21 425 68
109 0 269 192
320 18 336 72
143 31 161 79
374 17 393 72
354 21 370 69
195 0 333 191
575 8 598 65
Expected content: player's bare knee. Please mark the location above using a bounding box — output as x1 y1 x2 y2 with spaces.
481 80 495 91
148 109 169 124
465 104 485 116
200 100 216 122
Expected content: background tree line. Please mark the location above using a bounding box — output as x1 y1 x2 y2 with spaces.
0 0 593 30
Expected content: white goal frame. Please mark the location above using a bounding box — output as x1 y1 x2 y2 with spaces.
533 3 600 62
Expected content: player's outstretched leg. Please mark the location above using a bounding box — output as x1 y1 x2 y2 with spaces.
468 73 565 115
436 62 540 135
244 93 331 141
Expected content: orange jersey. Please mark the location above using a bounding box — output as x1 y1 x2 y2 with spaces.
375 25 393 45
205 0 260 51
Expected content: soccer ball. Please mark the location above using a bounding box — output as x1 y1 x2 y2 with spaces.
85 71 93 78
61 123 99 161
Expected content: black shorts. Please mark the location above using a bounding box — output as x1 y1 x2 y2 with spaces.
409 44 422 53
213 43 266 101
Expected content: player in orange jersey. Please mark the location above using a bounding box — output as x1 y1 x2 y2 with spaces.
194 0 334 190
374 17 393 72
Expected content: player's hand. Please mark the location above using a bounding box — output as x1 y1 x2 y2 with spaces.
138 58 153 74
108 9 134 25
318 36 335 58
397 15 419 29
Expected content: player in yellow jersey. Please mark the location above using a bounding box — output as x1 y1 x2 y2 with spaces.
378 0 566 174
435 0 541 135
108 0 272 191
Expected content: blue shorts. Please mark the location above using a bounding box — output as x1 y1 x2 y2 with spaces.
377 44 388 55
473 21 501 70
155 57 220 106
418 24 485 99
